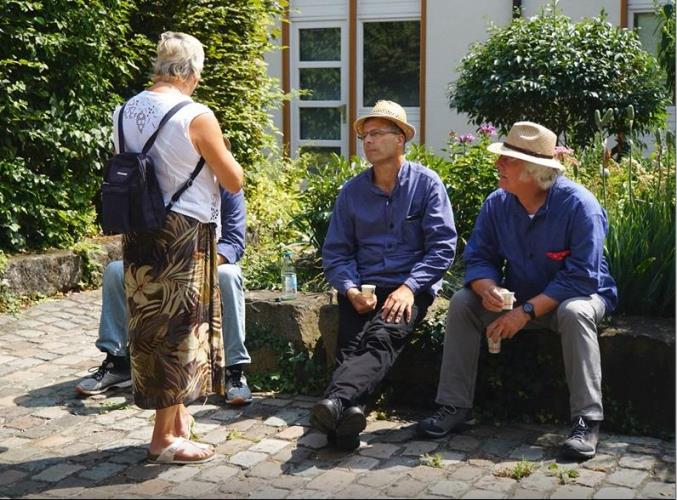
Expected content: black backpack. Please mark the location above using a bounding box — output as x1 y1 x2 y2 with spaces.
101 100 205 234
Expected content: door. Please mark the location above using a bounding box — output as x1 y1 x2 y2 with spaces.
290 21 348 159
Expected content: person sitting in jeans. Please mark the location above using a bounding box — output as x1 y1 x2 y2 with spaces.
76 188 252 405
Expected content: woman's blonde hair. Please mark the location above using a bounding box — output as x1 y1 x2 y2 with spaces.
152 31 204 83
520 160 562 190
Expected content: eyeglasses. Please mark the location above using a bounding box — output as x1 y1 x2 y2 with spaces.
357 128 402 141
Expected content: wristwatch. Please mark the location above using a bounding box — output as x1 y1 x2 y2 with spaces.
522 302 536 320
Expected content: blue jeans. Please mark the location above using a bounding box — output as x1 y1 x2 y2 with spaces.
96 260 251 367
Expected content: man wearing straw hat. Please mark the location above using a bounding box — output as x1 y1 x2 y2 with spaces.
312 100 457 450
417 121 617 460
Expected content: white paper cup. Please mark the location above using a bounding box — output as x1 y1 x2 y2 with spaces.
501 290 515 310
488 337 501 354
361 284 376 297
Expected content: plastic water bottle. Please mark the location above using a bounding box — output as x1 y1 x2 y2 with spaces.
280 251 297 300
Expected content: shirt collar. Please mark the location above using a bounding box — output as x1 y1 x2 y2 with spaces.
538 175 563 215
507 175 561 218
367 160 410 195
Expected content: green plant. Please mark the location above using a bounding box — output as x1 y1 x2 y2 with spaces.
226 430 244 441
126 0 286 170
245 324 329 395
98 401 131 414
496 459 539 480
450 4 668 148
241 152 305 290
602 115 675 317
548 463 579 484
71 242 106 290
420 452 443 468
407 128 498 253
655 0 675 101
290 153 368 290
0 0 142 252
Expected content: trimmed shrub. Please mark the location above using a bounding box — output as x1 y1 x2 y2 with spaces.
0 0 143 251
450 7 668 148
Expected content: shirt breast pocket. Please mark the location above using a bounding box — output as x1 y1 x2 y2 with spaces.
402 213 423 245
545 249 570 275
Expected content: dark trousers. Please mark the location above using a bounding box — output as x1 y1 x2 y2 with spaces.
326 287 434 405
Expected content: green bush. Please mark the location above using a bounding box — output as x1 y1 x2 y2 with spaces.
290 153 368 290
450 6 668 148
127 0 286 170
0 0 142 251
656 1 675 101
0 0 285 253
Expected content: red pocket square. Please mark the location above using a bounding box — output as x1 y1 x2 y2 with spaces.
546 250 571 261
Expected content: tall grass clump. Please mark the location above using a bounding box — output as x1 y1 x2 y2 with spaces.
592 106 675 317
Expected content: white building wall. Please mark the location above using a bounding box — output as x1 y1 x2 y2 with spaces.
424 0 512 155
522 0 621 23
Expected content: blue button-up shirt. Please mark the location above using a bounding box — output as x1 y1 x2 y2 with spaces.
217 189 246 264
464 176 617 312
322 161 457 296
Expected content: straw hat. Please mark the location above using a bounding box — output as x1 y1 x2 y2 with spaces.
487 121 563 170
354 100 416 142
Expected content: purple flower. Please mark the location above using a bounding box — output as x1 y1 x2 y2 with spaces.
554 145 574 156
478 123 497 136
457 134 475 144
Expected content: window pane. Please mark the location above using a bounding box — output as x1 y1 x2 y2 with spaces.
300 28 341 61
300 68 341 100
363 21 420 107
300 108 341 140
634 12 660 57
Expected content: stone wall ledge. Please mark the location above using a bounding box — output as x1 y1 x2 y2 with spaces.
243 292 675 434
1 236 122 297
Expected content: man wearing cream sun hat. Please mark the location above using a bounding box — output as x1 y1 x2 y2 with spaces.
418 121 617 461
312 100 457 450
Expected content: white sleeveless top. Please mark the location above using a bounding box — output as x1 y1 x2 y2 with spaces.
112 90 221 228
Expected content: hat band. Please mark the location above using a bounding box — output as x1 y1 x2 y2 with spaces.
503 142 554 159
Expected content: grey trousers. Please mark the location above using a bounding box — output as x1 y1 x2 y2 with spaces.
435 287 606 421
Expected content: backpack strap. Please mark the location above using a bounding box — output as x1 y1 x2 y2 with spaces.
165 157 206 211
117 103 127 154
141 100 192 155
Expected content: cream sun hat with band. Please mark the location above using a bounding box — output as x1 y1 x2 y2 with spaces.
487 121 564 171
354 100 416 142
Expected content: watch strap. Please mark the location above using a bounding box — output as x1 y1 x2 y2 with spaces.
523 302 536 320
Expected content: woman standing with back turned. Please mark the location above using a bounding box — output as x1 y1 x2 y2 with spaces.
113 32 243 464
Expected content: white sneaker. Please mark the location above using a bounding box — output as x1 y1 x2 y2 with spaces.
225 370 252 405
75 356 131 396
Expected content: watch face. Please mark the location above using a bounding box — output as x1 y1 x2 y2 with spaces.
523 303 534 313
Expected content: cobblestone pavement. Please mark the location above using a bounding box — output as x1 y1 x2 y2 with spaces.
0 289 675 499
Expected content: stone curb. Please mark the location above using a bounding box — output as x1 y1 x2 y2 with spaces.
1 236 122 297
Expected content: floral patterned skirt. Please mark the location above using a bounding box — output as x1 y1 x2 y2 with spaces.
122 212 225 410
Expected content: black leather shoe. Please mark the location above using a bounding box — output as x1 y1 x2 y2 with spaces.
336 405 367 437
310 398 342 433
326 429 360 451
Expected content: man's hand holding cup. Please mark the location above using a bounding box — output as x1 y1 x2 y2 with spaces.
347 285 377 314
